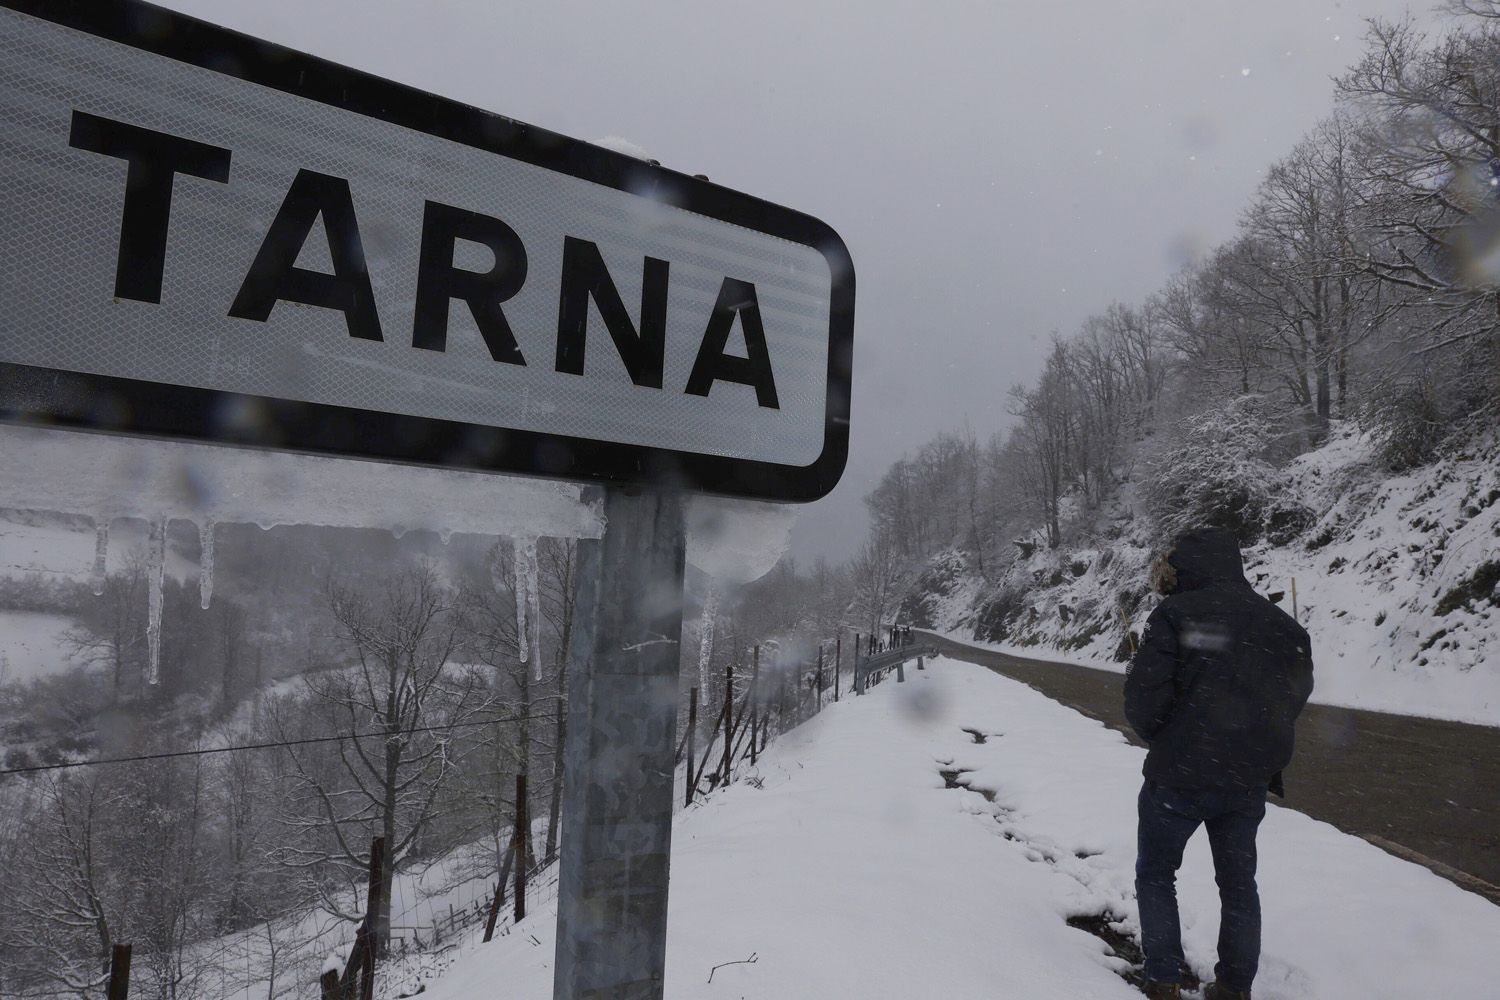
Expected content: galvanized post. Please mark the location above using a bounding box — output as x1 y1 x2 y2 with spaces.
554 488 686 1000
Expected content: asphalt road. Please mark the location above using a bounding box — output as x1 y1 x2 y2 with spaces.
921 631 1500 906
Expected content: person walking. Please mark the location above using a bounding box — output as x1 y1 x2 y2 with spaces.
1124 527 1314 1000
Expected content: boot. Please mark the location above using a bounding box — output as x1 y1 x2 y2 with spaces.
1204 984 1250 1000
1141 983 1181 1000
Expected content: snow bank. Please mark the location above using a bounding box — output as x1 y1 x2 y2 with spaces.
417 657 1499 999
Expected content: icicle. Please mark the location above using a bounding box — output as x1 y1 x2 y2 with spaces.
525 540 541 682
198 520 215 610
697 584 718 692
146 518 166 685
91 518 109 596
514 537 540 679
513 537 532 666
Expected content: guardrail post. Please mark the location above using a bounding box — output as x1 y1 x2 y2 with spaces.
896 660 905 683
917 654 924 671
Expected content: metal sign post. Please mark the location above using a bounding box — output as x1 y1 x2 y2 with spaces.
554 488 686 998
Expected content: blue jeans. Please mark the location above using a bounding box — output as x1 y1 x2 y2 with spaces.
1136 779 1266 990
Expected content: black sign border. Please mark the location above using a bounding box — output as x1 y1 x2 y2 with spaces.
0 0 854 503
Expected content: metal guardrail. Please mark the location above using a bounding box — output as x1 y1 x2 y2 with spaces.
853 642 938 694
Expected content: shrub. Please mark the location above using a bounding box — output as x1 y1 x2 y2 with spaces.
975 588 1025 642
1372 379 1444 471
1435 560 1500 616
1265 501 1317 546
1144 395 1293 544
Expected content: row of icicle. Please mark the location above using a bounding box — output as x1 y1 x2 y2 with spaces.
88 518 534 687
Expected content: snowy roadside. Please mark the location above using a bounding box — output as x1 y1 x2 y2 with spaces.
418 657 1498 999
939 425 1500 729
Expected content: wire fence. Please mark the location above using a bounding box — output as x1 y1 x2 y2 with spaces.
14 626 917 1000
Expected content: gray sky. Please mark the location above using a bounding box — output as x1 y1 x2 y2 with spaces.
159 0 1420 564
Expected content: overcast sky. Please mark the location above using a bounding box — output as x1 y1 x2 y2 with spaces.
159 0 1423 564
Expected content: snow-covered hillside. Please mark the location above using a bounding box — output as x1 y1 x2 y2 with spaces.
914 424 1500 726
0 611 79 684
416 658 1499 1000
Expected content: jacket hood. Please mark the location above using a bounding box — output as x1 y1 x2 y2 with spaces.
1167 527 1246 592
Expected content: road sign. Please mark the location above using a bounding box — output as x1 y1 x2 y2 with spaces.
0 0 854 502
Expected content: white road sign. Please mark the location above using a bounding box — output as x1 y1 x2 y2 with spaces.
0 0 854 501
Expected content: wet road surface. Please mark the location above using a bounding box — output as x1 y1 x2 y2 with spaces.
922 632 1500 906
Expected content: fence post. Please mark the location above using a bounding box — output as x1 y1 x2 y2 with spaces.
749 646 760 766
684 686 698 807
816 646 825 708
514 773 528 923
780 659 790 732
361 835 385 1000
105 943 131 1000
720 658 734 784
483 841 517 942
1291 576 1299 623
917 654 924 671
834 635 841 702
760 653 770 752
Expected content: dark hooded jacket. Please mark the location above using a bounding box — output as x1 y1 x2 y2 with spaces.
1124 527 1314 792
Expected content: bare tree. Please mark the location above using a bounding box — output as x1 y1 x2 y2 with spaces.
272 564 482 955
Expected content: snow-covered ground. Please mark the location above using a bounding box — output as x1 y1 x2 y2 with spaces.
418 656 1499 1000
0 610 80 684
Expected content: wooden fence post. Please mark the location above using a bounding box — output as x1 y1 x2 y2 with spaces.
483 841 517 942
362 836 385 1000
106 943 131 1000
834 635 841 702
514 773 528 923
749 646 760 766
684 686 698 807
720 658 734 785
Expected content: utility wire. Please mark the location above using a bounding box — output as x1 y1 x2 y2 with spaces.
0 709 563 778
